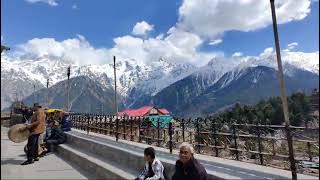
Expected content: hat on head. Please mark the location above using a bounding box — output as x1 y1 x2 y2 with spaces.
33 103 41 108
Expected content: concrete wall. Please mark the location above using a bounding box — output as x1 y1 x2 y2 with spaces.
65 133 218 180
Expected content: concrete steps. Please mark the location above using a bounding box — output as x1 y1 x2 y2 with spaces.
56 141 138 179
56 131 227 180
56 130 318 180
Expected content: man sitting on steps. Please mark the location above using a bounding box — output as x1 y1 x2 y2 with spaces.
44 120 67 154
136 147 165 180
172 142 208 180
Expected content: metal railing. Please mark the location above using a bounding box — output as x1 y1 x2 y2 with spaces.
70 113 319 174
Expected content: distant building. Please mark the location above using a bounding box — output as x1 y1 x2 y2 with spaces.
118 106 170 117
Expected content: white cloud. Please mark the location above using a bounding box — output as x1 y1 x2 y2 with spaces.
209 39 223 46
13 29 217 67
288 42 298 50
25 0 58 6
232 52 243 57
177 0 311 39
132 21 154 36
283 42 299 52
260 47 274 57
110 27 214 66
72 4 78 10
15 35 109 65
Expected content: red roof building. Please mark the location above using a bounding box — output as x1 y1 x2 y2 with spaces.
118 106 170 117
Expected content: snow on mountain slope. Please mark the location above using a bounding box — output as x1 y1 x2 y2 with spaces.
1 49 318 111
1 54 196 109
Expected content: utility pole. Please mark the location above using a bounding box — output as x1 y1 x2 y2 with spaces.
33 84 36 104
15 92 18 102
270 0 297 179
47 78 49 107
113 56 118 116
67 66 71 111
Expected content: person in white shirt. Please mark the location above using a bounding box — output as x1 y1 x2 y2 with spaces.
136 147 165 180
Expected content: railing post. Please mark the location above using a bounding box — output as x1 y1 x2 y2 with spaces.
122 117 127 140
130 117 134 141
232 123 239 160
196 118 201 154
163 126 167 145
109 115 112 135
146 118 151 145
99 115 102 134
87 115 90 135
257 123 264 165
104 115 107 135
284 125 297 179
212 121 219 157
169 122 173 154
152 119 155 143
305 121 312 161
76 115 78 129
157 118 161 147
182 118 185 142
80 115 83 130
115 117 119 142
94 115 98 133
138 118 141 143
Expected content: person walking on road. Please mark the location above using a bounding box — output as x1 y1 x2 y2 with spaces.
172 142 208 180
20 103 46 165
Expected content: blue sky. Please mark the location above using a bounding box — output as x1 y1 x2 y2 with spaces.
1 0 319 65
1 0 181 47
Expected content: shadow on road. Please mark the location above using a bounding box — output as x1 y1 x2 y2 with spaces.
1 158 23 165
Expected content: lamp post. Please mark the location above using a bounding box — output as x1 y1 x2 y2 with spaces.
46 78 49 107
67 66 71 111
270 0 297 179
113 56 118 116
33 84 36 104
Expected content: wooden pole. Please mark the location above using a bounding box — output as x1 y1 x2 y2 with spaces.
47 78 49 107
270 1 297 179
67 66 71 111
113 56 118 115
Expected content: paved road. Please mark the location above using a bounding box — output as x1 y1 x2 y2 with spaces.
1 126 87 179
70 129 318 180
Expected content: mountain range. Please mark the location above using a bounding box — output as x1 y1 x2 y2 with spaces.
1 50 318 117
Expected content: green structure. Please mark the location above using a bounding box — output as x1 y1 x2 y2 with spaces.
146 115 173 128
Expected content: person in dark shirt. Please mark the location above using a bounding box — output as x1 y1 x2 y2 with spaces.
61 112 72 132
21 107 33 123
172 142 208 180
44 121 67 153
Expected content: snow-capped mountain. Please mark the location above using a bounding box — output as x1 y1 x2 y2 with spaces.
1 50 318 114
129 51 319 116
1 54 196 109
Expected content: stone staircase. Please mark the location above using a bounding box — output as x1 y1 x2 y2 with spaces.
55 129 318 180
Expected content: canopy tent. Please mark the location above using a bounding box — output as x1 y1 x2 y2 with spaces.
46 109 64 113
146 115 173 128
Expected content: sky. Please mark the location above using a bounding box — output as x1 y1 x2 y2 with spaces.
1 0 319 66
